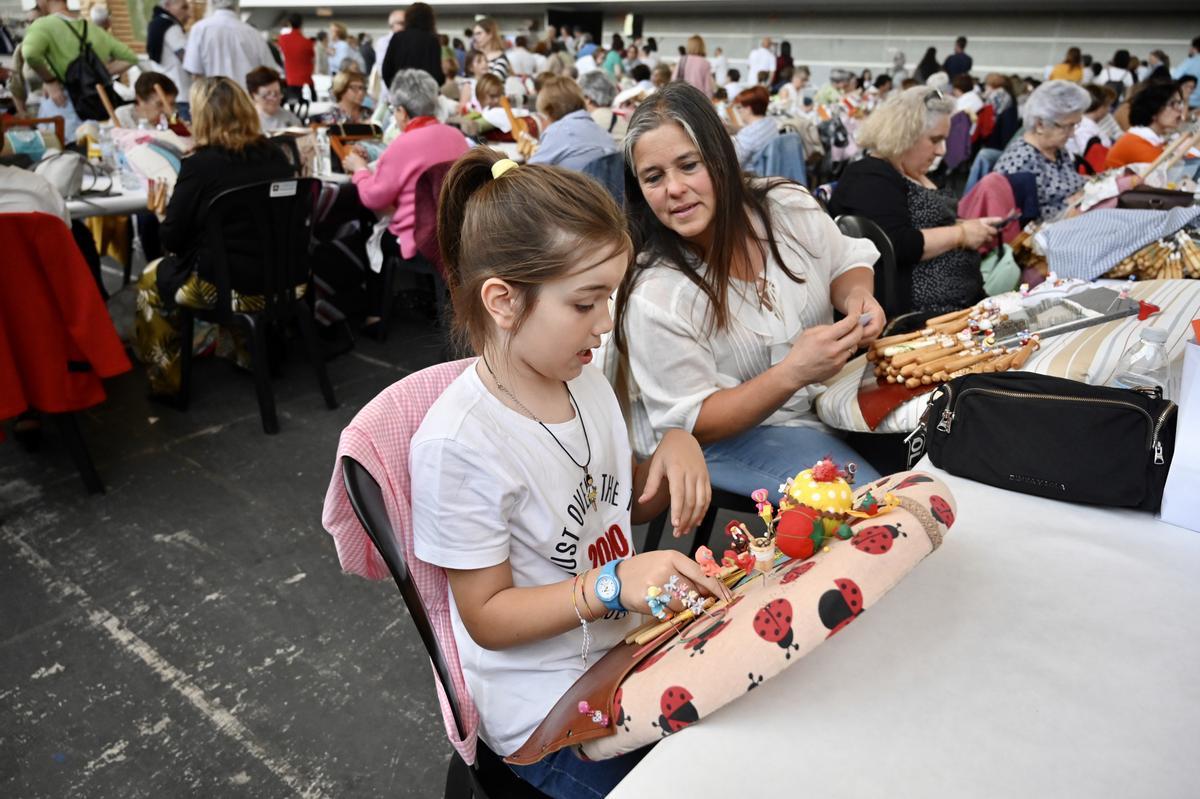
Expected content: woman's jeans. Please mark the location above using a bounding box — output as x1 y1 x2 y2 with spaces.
702 423 882 497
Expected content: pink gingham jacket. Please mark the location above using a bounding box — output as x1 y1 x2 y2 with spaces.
321 359 479 764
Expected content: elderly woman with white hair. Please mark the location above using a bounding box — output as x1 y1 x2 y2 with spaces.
578 69 627 141
342 69 468 320
829 86 1003 315
993 80 1091 219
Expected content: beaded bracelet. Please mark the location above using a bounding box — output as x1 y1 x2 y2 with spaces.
571 572 592 667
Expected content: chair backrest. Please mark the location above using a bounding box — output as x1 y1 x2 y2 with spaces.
321 358 479 764
201 177 321 319
836 214 900 318
750 132 807 186
944 111 972 170
341 456 468 740
579 150 625 206
1 114 65 150
413 160 456 278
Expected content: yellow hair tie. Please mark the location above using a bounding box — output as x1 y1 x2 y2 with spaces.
491 158 519 179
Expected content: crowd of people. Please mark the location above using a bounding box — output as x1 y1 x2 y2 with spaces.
2 6 1199 795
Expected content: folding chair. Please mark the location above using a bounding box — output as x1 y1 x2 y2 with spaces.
323 359 547 798
177 178 337 433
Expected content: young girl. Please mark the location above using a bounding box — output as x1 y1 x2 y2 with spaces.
411 149 731 798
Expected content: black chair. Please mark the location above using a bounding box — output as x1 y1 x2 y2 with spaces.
377 160 455 341
284 99 310 123
641 486 760 558
340 457 550 799
178 178 337 434
835 214 901 320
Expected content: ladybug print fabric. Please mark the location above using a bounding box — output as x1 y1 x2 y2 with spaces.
579 471 956 761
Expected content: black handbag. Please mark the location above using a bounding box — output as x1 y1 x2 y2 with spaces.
908 372 1177 511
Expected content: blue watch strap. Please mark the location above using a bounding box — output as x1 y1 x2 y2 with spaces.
596 558 625 612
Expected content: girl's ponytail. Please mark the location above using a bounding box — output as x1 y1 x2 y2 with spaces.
437 147 506 287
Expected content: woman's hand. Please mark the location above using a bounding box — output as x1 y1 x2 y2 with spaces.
776 313 865 388
958 217 1003 249
841 287 886 345
639 429 711 537
616 550 733 615
342 151 369 173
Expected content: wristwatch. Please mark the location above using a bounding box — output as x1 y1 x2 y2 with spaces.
594 559 625 613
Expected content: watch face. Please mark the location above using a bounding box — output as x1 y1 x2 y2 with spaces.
595 574 618 601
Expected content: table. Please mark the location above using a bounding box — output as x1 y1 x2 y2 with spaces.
816 279 1200 435
612 460 1200 798
66 173 148 219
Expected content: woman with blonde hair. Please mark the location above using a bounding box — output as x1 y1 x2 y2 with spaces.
133 76 295 399
471 17 510 79
673 34 713 97
313 69 372 123
329 22 365 74
830 86 1003 315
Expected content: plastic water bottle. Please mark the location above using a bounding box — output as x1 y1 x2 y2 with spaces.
314 127 331 175
1112 326 1171 393
97 125 116 171
116 150 141 191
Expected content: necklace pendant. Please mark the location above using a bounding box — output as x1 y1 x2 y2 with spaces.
586 473 598 511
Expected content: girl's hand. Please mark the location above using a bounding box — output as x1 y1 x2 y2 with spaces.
841 287 886 345
777 312 864 388
616 550 732 615
640 429 711 537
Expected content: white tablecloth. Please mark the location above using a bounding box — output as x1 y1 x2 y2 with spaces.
66 173 148 219
612 460 1200 798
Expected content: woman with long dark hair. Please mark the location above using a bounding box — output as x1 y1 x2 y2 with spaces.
914 47 940 83
612 83 885 495
381 2 444 89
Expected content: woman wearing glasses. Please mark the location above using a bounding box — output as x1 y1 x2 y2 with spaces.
992 80 1090 219
1105 81 1188 169
313 69 373 124
246 67 302 132
830 87 1003 316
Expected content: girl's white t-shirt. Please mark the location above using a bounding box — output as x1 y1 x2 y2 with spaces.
411 362 640 756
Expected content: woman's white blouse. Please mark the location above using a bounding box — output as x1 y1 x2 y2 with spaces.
621 184 879 459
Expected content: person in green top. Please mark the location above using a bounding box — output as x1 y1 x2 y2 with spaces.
21 0 137 111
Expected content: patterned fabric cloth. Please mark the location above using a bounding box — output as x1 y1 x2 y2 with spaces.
1039 206 1200 281
815 279 1200 434
581 470 956 760
132 259 302 395
321 359 480 765
993 138 1085 219
906 182 983 312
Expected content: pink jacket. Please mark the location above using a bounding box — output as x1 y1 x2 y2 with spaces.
351 122 468 258
674 55 713 97
321 359 480 764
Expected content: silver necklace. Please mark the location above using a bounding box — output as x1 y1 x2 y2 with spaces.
481 356 598 510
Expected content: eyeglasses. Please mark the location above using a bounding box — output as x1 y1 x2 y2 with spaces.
1048 119 1079 132
257 90 282 100
348 84 366 92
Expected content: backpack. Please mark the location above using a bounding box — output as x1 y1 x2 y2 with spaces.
54 19 116 121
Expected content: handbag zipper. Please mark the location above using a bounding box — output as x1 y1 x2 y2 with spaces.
941 387 1175 463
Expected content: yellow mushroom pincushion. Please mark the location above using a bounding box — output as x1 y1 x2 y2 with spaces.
785 457 856 515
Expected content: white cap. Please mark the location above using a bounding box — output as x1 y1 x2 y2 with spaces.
1140 326 1168 344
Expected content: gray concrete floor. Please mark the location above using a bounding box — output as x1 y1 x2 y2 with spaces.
0 261 700 798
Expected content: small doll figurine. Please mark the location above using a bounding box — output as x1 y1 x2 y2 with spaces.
695 545 722 578
724 520 752 553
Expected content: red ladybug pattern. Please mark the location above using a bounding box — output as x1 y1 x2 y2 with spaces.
929 495 954 527
753 598 801 658
781 561 816 583
851 524 906 555
653 686 699 736
614 686 630 732
819 578 864 638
